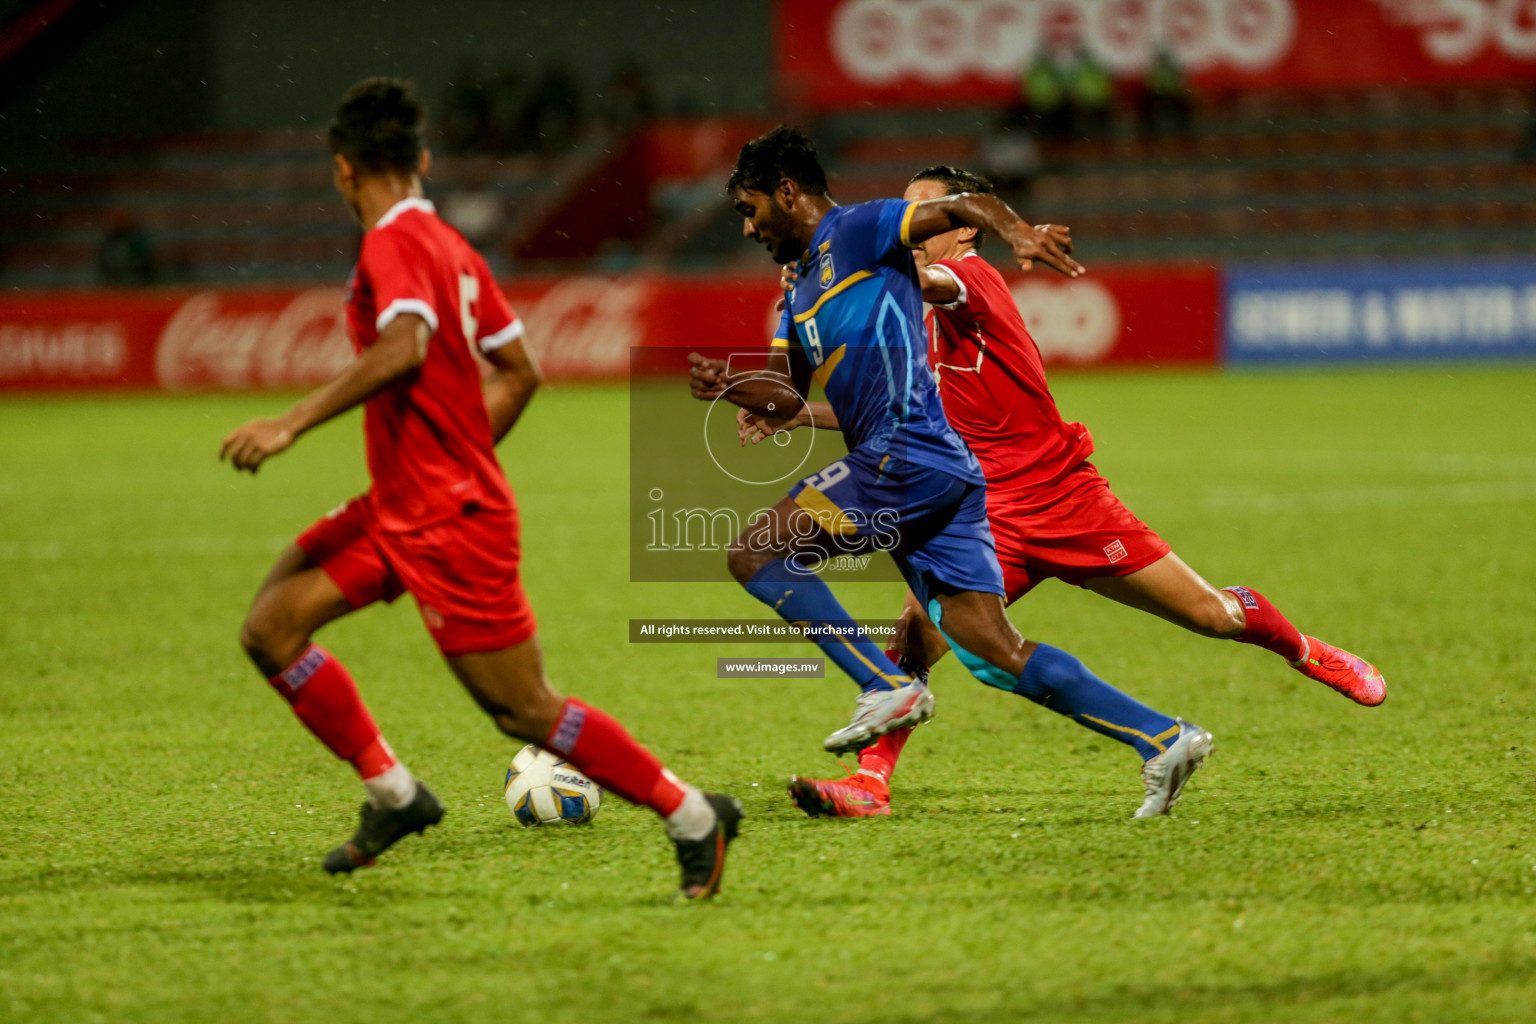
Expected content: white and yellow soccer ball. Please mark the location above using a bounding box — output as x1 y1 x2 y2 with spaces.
503 744 602 826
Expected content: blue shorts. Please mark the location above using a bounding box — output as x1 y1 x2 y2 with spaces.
787 447 1004 606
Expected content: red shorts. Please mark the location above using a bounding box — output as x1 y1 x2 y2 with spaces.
988 463 1171 604
297 495 537 657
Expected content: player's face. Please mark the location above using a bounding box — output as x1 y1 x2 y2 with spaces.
732 187 800 265
903 178 968 267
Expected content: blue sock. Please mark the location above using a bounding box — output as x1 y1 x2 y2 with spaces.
744 560 910 693
1015 645 1180 760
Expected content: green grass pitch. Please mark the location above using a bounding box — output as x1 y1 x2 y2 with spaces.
2 366 1535 1024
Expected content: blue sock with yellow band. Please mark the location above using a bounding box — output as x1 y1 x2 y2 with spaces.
1015 645 1179 760
924 598 1177 760
745 560 909 693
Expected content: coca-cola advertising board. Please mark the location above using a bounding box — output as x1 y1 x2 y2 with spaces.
778 0 1536 111
0 266 1217 393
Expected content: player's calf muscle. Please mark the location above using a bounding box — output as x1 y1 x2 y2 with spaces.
934 594 1036 677
447 649 565 743
1190 589 1245 637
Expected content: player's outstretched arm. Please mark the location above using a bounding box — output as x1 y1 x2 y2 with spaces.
736 401 841 446
687 351 808 417
220 314 431 473
907 194 1084 278
482 334 543 444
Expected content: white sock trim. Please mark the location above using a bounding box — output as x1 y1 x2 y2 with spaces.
364 763 418 810
664 787 715 842
1288 636 1310 667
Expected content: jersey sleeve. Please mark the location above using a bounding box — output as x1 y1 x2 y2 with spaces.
361 229 440 338
941 256 1006 332
472 261 525 353
838 199 922 267
768 303 796 350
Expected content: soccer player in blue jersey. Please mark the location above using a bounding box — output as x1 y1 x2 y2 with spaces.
692 126 1210 817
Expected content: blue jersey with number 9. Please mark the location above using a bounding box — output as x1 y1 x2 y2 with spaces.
771 199 983 485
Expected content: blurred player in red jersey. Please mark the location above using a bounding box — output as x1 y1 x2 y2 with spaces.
732 165 1386 818
220 78 740 897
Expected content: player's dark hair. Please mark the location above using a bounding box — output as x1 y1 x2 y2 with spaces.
909 165 995 248
726 125 829 198
909 165 995 198
328 77 427 175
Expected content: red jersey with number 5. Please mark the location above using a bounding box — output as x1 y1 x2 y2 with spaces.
343 197 525 532
925 252 1093 507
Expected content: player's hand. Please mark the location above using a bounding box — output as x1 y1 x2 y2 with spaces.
736 405 801 446
688 352 732 400
220 416 296 473
773 263 801 313
1007 222 1084 278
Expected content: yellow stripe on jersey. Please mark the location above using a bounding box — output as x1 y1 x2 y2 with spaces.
793 485 858 536
793 270 874 323
810 344 846 389
898 200 921 248
770 336 792 350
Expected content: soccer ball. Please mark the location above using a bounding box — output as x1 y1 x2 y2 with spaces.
503 744 602 826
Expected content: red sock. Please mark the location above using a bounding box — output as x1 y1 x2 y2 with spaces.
858 727 910 784
854 647 917 784
545 698 687 816
1224 586 1306 662
268 645 395 779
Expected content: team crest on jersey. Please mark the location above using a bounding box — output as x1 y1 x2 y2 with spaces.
818 251 835 288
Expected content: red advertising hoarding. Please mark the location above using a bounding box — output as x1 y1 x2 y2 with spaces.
0 265 1216 392
777 0 1536 111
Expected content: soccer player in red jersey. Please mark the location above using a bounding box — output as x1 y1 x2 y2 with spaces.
219 78 740 897
737 165 1386 818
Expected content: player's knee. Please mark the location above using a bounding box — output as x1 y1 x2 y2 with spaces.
487 689 563 745
238 611 274 662
239 604 302 674
726 538 766 584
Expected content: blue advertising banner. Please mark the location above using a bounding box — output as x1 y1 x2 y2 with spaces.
1224 261 1536 364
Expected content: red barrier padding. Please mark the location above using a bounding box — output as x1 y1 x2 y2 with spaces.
0 266 1216 391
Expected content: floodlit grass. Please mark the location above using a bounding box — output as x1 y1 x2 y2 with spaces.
2 366 1534 1024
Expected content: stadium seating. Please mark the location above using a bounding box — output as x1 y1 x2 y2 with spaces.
3 83 1534 285
800 82 1536 265
0 129 611 287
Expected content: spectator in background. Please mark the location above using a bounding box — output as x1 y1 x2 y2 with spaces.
1516 87 1536 163
440 59 492 154
1142 47 1192 136
599 59 655 132
1022 46 1069 139
440 161 506 252
980 109 1042 202
522 62 584 153
98 208 155 285
487 62 530 154
1067 44 1114 138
